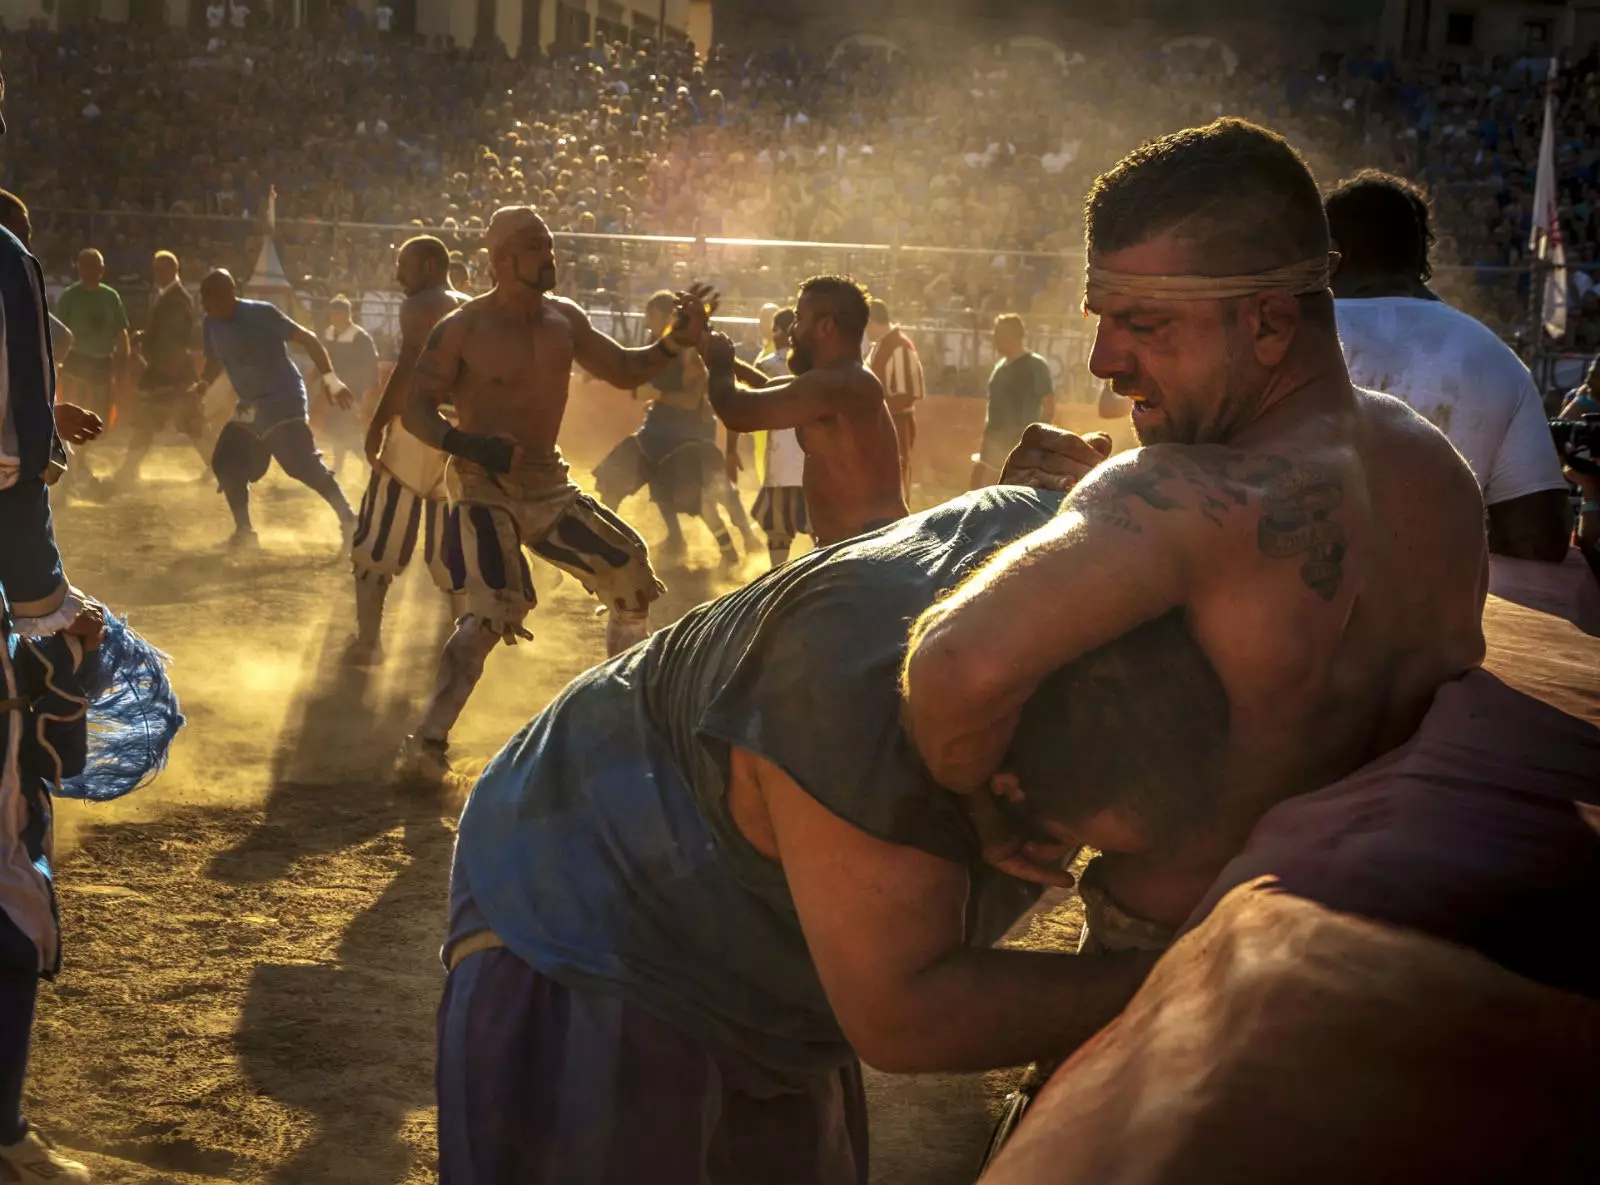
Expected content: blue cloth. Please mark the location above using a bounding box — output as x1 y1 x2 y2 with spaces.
0 480 63 617
0 225 58 487
203 299 307 428
451 489 1056 1088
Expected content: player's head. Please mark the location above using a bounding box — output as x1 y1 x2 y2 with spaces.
866 298 892 343
328 294 353 329
397 235 450 296
644 289 677 338
199 269 239 319
790 275 870 375
993 313 1026 358
998 610 1230 855
1325 169 1434 292
77 247 105 286
448 255 472 293
771 306 796 352
485 205 556 293
0 189 30 246
1084 118 1333 447
151 250 180 289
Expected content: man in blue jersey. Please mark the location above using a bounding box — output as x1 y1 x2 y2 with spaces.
194 269 358 551
436 488 1229 1184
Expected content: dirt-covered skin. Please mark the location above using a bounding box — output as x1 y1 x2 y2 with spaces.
36 442 1079 1185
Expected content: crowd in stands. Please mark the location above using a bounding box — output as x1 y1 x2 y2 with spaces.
5 15 1600 352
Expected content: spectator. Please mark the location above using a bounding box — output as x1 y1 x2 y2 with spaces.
866 299 925 499
971 313 1053 489
53 248 129 488
114 250 205 486
1329 171 1572 563
318 294 380 476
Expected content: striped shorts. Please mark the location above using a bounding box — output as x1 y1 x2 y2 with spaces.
448 456 665 639
350 464 458 593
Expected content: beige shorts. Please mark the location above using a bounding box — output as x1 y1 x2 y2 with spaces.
378 420 450 501
448 453 665 638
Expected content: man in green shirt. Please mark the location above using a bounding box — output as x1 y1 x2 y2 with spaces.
54 248 129 429
970 313 1055 488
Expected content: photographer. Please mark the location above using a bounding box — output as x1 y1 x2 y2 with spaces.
1555 419 1600 575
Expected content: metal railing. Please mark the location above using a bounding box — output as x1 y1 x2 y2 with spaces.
28 206 1596 398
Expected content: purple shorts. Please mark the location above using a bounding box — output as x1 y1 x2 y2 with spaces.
436 947 869 1185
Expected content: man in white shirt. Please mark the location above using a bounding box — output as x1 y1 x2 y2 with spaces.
1329 171 1570 562
1329 171 1597 631
725 307 809 567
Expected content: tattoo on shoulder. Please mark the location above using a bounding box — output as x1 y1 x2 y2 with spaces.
1080 449 1347 601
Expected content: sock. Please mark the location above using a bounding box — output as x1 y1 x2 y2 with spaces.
605 607 649 656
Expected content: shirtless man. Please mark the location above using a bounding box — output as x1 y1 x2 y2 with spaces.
398 205 709 773
699 274 906 546
343 236 467 666
903 119 1488 929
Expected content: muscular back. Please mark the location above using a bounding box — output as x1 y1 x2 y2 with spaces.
794 363 907 545
404 286 468 347
1079 389 1487 919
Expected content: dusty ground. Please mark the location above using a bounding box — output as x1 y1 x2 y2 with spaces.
32 437 1083 1185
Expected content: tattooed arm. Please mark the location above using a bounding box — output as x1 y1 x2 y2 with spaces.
901 445 1347 793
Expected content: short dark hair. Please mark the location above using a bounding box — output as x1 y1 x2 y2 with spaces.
994 313 1025 336
772 306 796 334
1085 118 1330 276
868 298 891 326
646 289 677 318
799 275 870 344
1324 169 1434 283
401 234 451 275
1005 610 1230 848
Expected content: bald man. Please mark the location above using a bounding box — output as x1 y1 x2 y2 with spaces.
195 270 357 551
344 235 469 667
400 205 711 775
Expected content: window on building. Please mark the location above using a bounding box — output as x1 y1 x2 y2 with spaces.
1524 20 1552 51
1445 11 1476 48
556 0 589 46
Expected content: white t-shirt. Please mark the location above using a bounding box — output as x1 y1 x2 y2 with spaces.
375 4 392 31
756 351 804 488
1336 296 1566 506
205 2 224 28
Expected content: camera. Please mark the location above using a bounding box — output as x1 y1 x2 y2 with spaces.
1550 414 1600 478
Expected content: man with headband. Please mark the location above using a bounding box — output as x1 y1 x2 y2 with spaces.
399 205 712 776
903 119 1489 937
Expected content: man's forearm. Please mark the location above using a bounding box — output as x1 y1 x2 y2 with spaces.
733 357 772 388
369 360 413 437
860 947 1156 1074
706 363 765 431
401 388 453 449
601 339 681 389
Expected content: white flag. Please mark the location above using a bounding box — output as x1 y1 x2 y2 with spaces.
1530 58 1567 339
